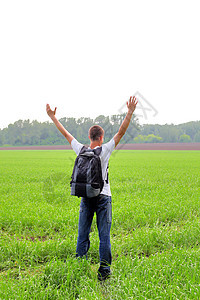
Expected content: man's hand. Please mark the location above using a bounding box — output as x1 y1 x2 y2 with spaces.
127 96 138 114
46 104 57 120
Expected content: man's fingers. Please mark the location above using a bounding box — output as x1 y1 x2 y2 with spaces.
129 96 137 103
46 104 51 110
127 96 138 110
130 96 136 103
133 97 137 104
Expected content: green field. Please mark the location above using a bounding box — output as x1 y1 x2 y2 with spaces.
0 150 200 299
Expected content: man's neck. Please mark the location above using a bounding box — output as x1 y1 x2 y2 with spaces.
90 141 101 149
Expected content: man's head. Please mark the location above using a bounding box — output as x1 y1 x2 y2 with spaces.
88 125 104 144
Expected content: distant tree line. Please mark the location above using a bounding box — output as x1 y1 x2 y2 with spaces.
139 122 200 143
0 115 200 146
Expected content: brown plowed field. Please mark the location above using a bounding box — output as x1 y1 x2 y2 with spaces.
0 143 200 150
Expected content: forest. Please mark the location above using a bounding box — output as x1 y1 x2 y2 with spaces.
0 114 200 146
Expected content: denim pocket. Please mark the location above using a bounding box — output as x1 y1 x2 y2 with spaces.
106 201 112 223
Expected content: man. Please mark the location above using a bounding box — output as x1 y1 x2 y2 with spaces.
46 96 138 280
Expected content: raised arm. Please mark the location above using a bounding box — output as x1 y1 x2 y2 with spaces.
114 96 138 147
46 104 74 144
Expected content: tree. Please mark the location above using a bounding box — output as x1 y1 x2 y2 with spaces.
134 134 162 143
180 121 200 140
194 131 200 142
179 134 191 143
145 134 162 143
133 135 145 143
0 130 5 145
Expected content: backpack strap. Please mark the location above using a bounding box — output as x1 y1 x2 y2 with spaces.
79 145 88 155
93 146 102 156
79 145 102 156
105 163 109 184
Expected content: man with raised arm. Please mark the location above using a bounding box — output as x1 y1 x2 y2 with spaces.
46 96 138 281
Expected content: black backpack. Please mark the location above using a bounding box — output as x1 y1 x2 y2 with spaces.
70 146 104 198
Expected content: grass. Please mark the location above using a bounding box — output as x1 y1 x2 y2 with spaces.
0 149 200 299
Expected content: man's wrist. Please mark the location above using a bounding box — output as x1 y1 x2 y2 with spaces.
127 110 133 117
51 115 57 122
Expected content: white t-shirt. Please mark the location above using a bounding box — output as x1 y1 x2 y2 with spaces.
71 138 115 196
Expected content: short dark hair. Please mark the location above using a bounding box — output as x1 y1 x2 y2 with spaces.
89 125 104 141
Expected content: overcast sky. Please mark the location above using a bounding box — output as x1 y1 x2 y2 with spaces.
0 0 199 129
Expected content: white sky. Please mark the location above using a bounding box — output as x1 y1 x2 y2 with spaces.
0 0 200 129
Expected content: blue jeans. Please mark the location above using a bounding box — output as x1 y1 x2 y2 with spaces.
76 194 112 271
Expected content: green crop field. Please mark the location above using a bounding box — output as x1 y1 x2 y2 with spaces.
0 150 200 299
